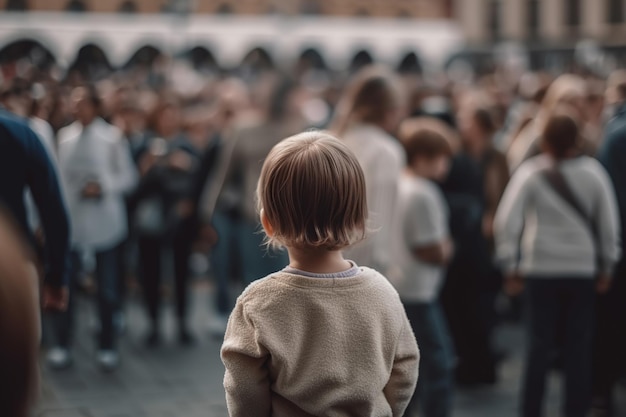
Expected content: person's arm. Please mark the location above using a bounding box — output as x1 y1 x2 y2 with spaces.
24 126 70 304
383 314 420 416
493 164 534 294
414 239 454 266
483 151 511 239
406 187 452 266
592 163 622 287
221 299 271 417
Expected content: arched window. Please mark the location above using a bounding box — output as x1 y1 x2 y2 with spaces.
69 44 113 81
355 8 369 18
397 53 422 74
349 50 373 73
5 0 28 11
186 46 218 71
241 47 274 71
300 0 321 15
124 45 163 69
299 48 326 70
0 39 55 69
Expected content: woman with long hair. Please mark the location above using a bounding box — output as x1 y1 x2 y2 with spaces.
331 66 406 273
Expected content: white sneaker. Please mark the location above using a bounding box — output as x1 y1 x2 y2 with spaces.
97 350 120 372
47 347 72 370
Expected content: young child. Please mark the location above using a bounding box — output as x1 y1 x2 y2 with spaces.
221 131 419 417
389 117 456 417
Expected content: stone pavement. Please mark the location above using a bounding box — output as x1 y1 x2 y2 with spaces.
35 282 626 417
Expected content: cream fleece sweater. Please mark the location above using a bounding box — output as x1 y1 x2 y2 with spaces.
221 267 419 417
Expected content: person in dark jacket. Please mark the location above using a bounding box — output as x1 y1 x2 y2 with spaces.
593 74 626 416
0 108 69 311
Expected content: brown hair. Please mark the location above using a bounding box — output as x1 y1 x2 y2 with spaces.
332 65 402 135
257 131 367 250
541 107 580 159
398 117 457 163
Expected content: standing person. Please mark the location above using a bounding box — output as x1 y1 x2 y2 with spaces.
449 97 509 383
390 118 456 417
507 74 594 173
494 107 621 417
221 131 419 417
0 107 69 314
593 74 626 416
332 66 406 273
206 78 304 335
131 98 201 346
51 85 138 371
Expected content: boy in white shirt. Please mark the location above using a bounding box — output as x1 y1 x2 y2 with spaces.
390 117 456 417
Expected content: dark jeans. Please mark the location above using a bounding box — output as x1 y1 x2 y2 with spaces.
403 301 455 417
211 212 288 315
593 258 626 409
51 244 122 350
138 219 194 329
522 278 595 417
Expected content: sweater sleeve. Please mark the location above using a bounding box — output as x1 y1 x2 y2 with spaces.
221 298 271 417
494 164 534 273
25 127 70 288
591 164 622 275
383 314 419 417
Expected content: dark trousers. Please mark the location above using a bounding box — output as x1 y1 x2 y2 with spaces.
403 301 455 417
51 244 122 350
138 220 193 329
521 278 595 417
593 258 626 408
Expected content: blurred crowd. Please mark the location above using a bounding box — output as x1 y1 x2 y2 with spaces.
1 49 626 417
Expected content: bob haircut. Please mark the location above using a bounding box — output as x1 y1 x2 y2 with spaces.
540 106 581 159
257 131 367 250
398 117 458 163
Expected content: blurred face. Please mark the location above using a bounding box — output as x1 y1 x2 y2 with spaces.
71 88 97 125
457 106 481 145
155 105 181 137
560 93 585 121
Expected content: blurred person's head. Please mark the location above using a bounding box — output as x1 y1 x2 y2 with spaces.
332 65 405 135
540 106 581 160
257 131 367 251
70 85 101 126
114 98 146 137
605 70 626 106
398 117 457 182
457 93 497 150
0 77 31 117
539 74 587 124
267 77 300 122
0 213 38 417
148 97 182 139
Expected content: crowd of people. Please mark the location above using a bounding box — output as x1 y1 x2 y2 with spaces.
1 48 626 417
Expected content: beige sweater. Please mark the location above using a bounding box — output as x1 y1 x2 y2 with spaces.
221 267 420 417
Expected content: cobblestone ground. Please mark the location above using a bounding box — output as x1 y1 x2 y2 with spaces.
35 282 626 417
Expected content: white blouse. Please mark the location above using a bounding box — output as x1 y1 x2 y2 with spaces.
58 118 137 251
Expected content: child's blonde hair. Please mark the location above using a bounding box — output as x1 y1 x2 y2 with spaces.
257 131 367 250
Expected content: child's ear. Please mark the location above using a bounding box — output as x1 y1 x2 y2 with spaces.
260 209 275 237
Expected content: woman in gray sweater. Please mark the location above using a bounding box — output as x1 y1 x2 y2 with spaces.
494 106 621 417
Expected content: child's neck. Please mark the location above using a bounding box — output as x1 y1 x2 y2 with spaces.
286 247 352 274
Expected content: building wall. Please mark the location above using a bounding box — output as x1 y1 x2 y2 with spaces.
0 0 451 18
456 0 626 46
